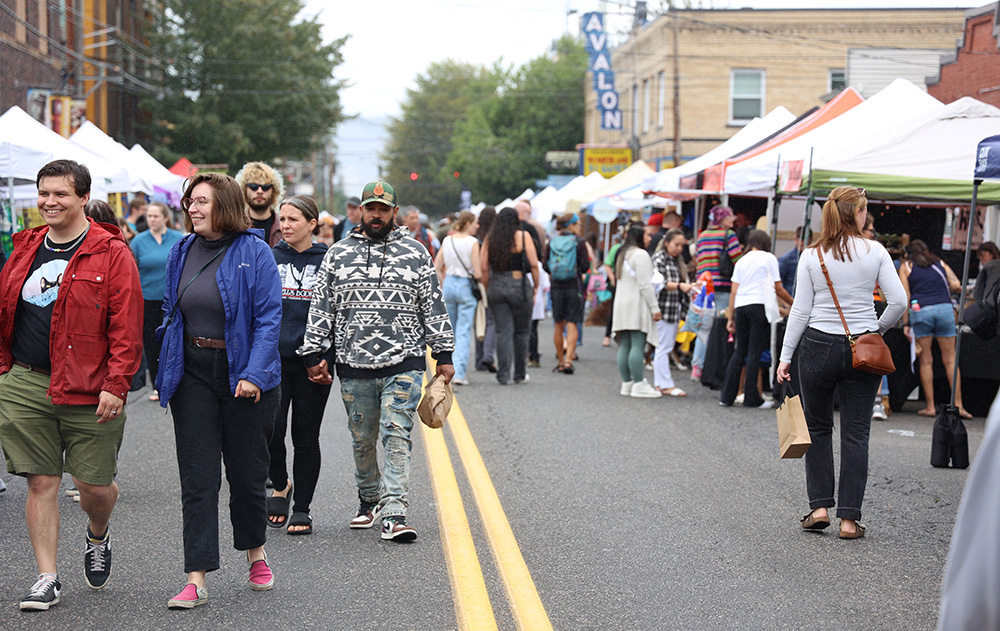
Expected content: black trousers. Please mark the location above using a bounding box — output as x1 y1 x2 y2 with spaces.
721 303 769 407
169 344 278 573
268 367 332 515
143 299 164 387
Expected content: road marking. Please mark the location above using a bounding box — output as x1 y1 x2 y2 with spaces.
421 413 498 630
888 429 916 437
446 397 554 631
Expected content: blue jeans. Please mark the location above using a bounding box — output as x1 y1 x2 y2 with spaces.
443 275 477 380
340 370 423 519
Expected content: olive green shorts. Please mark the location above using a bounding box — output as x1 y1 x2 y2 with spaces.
0 365 125 485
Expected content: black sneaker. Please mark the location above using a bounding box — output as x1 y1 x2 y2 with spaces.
381 516 417 542
20 574 61 611
349 499 382 529
84 525 112 589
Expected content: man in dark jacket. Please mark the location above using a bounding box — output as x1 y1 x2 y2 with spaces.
0 160 143 611
235 161 284 247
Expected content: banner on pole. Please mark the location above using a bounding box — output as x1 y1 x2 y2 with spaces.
974 135 1000 180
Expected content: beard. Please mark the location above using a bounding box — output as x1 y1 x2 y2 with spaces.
361 217 394 240
248 198 271 213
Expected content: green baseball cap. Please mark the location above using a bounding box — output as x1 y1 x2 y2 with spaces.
361 180 396 207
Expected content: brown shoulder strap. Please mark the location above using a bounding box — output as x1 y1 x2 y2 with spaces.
816 247 853 337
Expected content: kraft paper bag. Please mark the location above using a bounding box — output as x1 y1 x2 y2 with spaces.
776 394 810 458
417 373 453 429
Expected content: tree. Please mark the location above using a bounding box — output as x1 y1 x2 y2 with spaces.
382 61 500 216
139 0 345 170
447 37 588 205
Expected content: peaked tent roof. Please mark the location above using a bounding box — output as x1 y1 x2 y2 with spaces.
719 87 865 192
533 172 607 224
566 160 656 213
811 97 1000 202
169 158 196 178
642 106 796 194
723 79 942 194
0 106 131 196
128 144 186 201
71 121 154 194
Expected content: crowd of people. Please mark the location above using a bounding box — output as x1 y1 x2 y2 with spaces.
0 159 995 617
0 160 455 612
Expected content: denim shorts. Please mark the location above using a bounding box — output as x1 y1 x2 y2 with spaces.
911 302 956 339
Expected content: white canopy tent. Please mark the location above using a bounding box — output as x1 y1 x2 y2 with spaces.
642 106 796 194
532 172 607 224
0 106 131 199
566 160 656 212
722 79 943 195
71 122 154 194
128 144 187 202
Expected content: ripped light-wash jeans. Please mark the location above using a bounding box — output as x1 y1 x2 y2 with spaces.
340 370 423 519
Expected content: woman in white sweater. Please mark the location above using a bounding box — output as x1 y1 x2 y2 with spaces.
612 222 662 398
776 186 905 540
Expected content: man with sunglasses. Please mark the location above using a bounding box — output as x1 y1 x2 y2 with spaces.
235 161 285 247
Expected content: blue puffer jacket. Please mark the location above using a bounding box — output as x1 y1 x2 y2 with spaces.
156 229 282 407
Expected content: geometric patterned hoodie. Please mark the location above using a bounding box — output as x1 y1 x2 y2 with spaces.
297 225 454 378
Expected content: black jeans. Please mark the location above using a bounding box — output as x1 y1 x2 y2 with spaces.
143 300 164 387
487 272 532 384
268 367 332 515
797 327 881 521
169 344 278 573
721 303 769 407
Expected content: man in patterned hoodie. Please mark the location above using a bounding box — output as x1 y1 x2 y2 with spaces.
297 180 454 542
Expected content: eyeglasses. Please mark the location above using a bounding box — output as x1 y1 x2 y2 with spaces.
182 196 211 210
247 183 273 192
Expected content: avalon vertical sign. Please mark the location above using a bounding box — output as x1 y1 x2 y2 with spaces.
583 12 622 131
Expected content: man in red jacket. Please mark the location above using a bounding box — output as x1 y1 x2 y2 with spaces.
0 159 143 611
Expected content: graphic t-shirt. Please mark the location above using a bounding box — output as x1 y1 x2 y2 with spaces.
11 237 84 370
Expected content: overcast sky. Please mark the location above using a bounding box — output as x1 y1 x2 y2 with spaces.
306 0 979 200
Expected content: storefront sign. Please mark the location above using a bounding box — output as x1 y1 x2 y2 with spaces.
583 12 622 131
581 147 632 177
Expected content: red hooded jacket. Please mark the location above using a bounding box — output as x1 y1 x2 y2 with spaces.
0 219 143 405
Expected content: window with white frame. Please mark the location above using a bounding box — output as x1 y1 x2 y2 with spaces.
642 79 649 133
829 69 846 93
658 71 665 128
730 69 765 124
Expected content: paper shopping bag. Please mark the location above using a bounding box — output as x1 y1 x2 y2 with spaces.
776 394 810 458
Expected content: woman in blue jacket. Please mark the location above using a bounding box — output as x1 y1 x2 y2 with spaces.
266 196 334 535
156 173 282 609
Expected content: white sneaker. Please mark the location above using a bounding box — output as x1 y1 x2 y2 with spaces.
620 381 634 396
514 373 530 384
630 380 662 398
734 393 745 405
872 402 887 420
452 377 469 386
758 400 776 410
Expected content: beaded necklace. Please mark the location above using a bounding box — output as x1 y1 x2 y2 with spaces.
44 226 89 253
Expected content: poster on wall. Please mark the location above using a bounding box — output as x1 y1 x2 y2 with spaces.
70 100 87 136
25 89 51 127
49 95 72 137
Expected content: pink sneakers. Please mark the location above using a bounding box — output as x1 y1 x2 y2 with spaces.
167 583 206 609
247 551 274 591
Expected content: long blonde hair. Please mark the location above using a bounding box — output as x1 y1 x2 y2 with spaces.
811 185 868 262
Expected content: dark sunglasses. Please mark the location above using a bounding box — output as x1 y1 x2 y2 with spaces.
247 183 273 192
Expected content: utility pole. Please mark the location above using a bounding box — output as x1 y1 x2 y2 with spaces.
672 11 681 167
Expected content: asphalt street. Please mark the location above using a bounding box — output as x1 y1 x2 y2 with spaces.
0 319 983 630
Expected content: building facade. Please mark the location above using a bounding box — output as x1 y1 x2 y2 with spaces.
0 0 148 141
928 2 1000 109
584 8 967 170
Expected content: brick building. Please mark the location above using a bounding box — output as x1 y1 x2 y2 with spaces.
0 0 148 141
584 8 967 170
928 2 1000 108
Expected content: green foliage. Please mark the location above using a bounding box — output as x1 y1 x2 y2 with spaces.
382 61 500 215
139 0 345 171
448 37 588 204
383 37 587 214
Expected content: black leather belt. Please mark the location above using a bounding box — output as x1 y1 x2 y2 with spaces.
184 335 226 349
13 359 51 375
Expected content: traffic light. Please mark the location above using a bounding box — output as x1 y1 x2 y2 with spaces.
410 172 418 181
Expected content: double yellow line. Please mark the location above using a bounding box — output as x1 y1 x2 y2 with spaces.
421 389 553 630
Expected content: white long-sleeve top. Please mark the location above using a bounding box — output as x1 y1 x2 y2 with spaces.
780 237 906 363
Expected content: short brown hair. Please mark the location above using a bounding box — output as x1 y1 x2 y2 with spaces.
182 173 250 235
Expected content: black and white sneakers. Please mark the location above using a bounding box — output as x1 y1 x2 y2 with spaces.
84 525 112 589
20 574 61 611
